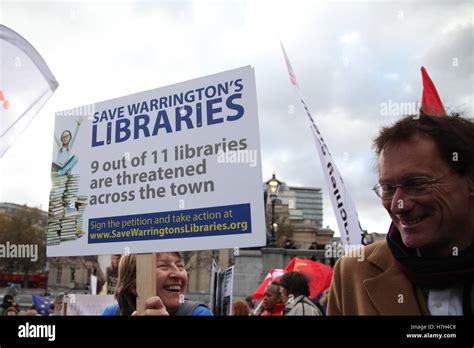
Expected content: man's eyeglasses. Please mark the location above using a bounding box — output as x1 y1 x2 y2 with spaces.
373 175 449 200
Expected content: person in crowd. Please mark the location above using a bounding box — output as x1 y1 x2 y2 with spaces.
261 281 285 316
25 305 38 316
284 238 297 249
278 272 322 316
329 113 474 315
4 306 18 316
102 252 213 316
315 288 329 315
105 254 121 295
245 295 255 311
51 293 65 316
232 300 251 316
0 294 14 316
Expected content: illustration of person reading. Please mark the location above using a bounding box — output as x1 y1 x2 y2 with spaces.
52 118 82 176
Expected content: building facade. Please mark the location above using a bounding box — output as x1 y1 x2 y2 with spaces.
46 256 104 293
264 180 334 249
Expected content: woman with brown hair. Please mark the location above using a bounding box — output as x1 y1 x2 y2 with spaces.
102 252 212 316
232 300 251 316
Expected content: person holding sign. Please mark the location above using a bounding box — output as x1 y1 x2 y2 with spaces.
105 254 121 295
328 69 474 316
102 252 213 316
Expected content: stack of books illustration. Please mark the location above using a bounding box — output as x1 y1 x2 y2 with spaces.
47 169 88 246
76 195 88 238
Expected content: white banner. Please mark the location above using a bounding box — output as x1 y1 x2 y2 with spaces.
64 294 115 316
0 25 58 158
280 42 365 246
47 66 265 256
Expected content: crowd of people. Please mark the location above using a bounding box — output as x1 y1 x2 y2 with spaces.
97 250 330 316
233 275 329 316
97 247 327 316
0 292 66 316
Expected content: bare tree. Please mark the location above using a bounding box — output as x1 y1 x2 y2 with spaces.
0 207 47 287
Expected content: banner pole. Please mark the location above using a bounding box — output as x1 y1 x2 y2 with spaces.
253 299 263 315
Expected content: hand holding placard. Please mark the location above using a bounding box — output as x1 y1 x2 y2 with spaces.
132 296 169 316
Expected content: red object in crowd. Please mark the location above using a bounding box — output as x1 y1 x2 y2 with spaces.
252 269 285 300
420 66 446 117
284 257 333 299
0 272 47 288
261 302 285 316
253 258 333 300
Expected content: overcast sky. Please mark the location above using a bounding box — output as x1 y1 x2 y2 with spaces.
0 0 472 238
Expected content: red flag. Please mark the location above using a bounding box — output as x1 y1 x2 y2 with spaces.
284 257 333 298
420 66 446 117
252 269 285 300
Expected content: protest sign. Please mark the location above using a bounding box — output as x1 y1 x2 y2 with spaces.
219 266 234 316
63 294 115 316
47 66 265 256
209 259 218 313
209 260 235 316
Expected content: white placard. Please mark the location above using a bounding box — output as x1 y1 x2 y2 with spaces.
64 294 115 316
47 66 265 256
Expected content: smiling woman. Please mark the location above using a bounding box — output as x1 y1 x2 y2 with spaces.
101 252 213 316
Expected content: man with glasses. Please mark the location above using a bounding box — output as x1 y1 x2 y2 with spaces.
327 113 474 315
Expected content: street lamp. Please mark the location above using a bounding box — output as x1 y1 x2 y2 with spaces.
265 173 281 247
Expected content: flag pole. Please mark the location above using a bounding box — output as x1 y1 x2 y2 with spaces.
253 299 264 315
